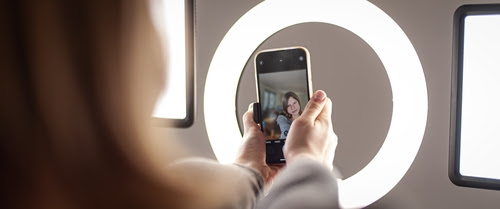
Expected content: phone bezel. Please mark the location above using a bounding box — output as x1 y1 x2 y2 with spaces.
254 47 313 163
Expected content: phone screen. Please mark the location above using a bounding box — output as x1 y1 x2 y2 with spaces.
255 47 312 163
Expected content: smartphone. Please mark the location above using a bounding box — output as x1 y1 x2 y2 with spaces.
254 47 313 164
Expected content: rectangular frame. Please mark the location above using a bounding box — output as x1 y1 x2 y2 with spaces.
152 0 195 128
449 4 500 190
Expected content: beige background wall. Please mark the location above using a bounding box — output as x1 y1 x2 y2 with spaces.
156 0 500 208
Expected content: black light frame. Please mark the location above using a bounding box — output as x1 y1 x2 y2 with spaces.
153 0 195 128
449 4 500 190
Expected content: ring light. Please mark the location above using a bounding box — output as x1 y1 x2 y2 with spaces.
204 0 428 208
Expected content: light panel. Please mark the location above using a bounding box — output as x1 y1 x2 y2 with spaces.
460 14 500 180
150 0 194 127
450 4 500 191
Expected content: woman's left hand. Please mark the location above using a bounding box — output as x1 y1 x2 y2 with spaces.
235 104 282 185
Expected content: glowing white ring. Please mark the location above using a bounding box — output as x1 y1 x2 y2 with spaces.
204 0 427 208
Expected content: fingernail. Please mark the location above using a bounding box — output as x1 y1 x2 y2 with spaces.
313 90 326 102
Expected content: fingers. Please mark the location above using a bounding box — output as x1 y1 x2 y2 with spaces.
243 103 259 134
300 90 328 122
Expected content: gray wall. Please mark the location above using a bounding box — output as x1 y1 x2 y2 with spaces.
157 0 500 208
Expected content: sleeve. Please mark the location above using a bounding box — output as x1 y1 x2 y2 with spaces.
166 158 264 209
256 157 340 209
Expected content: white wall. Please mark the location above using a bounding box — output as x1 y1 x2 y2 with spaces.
157 0 500 208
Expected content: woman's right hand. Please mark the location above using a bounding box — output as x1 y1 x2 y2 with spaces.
283 90 338 170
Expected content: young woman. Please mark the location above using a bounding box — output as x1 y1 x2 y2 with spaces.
276 92 303 139
0 1 339 208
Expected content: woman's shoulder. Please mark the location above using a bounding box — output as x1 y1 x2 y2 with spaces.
276 114 290 123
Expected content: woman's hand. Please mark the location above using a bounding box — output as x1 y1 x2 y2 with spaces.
235 104 282 185
283 90 338 170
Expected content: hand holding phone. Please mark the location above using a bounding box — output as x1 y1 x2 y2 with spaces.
235 104 282 185
283 90 338 170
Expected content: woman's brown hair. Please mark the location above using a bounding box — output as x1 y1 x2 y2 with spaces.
0 1 189 208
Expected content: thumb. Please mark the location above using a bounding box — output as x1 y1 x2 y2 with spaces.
317 97 333 125
300 90 327 122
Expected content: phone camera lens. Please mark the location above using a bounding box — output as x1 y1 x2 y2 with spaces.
299 56 304 61
259 60 264 65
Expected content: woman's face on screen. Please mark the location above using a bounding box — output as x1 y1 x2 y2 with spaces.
287 97 300 117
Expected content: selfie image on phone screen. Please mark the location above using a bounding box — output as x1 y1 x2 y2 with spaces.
255 47 312 163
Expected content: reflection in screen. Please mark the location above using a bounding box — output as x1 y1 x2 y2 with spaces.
150 0 187 120
258 69 308 140
460 14 500 179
